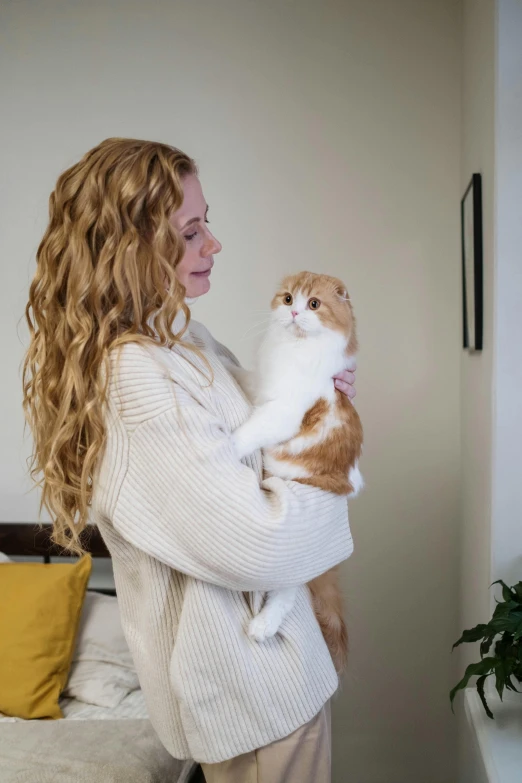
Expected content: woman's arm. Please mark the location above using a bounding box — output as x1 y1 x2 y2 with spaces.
112 383 352 592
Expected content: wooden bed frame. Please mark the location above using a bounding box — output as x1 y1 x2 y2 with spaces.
0 523 110 561
0 522 115 595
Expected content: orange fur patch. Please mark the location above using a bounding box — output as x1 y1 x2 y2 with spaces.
275 394 363 496
301 398 329 433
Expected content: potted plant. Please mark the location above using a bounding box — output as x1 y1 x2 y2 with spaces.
450 580 522 718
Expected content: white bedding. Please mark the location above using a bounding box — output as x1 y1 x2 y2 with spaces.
0 690 197 782
0 719 196 783
0 688 146 722
64 591 141 708
60 687 147 720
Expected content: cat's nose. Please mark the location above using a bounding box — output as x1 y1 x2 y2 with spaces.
291 310 298 318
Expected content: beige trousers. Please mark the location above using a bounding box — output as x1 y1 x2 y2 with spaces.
201 703 331 783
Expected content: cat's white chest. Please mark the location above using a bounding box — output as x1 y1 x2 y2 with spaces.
255 333 344 406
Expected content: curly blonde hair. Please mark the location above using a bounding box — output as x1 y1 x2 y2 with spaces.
23 137 197 553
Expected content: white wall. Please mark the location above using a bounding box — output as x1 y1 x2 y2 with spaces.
491 0 522 587
458 2 522 777
459 0 496 664
0 1 461 781
459 0 522 640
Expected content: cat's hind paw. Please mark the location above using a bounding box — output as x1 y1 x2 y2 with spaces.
248 613 281 642
348 464 364 497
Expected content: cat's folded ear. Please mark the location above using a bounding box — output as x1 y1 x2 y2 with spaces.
336 284 349 301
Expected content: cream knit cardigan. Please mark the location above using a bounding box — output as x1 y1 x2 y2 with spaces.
93 318 354 763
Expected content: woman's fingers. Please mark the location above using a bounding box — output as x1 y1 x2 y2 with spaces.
334 369 356 385
334 378 357 399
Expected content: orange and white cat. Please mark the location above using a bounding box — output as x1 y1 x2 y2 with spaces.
229 272 363 673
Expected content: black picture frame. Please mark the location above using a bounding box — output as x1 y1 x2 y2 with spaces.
461 173 483 351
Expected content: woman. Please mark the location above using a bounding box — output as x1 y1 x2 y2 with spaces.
23 138 356 782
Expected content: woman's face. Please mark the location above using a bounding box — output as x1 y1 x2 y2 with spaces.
171 174 222 298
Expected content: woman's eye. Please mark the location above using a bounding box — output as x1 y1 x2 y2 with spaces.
184 231 197 241
284 294 293 305
309 298 320 310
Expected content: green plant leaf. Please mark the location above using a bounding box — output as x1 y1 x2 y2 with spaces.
480 637 494 657
513 619 522 641
505 676 521 693
492 580 516 603
495 633 515 658
495 660 508 700
489 615 522 634
452 624 489 650
513 582 522 603
450 658 497 710
493 601 519 617
503 586 515 603
476 675 494 719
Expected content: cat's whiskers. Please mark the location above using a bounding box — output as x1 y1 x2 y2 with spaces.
240 326 270 342
241 317 271 338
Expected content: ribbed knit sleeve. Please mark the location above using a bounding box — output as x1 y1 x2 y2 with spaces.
113 382 352 592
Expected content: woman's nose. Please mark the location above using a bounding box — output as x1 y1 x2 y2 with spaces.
202 229 222 257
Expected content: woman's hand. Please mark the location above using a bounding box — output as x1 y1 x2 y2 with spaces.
333 367 356 401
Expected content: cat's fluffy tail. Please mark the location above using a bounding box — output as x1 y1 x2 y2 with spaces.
308 567 348 674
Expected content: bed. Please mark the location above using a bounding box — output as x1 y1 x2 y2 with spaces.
0 523 199 783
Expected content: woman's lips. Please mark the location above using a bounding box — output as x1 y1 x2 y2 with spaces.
191 261 213 277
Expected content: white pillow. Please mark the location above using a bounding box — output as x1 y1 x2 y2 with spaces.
64 591 140 708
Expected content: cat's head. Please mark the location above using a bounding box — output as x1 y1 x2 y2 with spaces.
271 272 357 350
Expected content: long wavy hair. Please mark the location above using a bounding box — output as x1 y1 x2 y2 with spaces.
23 137 197 553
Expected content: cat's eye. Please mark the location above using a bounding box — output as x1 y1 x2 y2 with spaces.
284 294 293 305
308 298 321 310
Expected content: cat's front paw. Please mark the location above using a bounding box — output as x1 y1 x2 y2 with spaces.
248 613 281 642
231 428 250 461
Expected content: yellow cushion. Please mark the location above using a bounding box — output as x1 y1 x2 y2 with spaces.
0 556 92 719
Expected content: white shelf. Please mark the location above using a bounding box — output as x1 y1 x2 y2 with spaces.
464 687 522 783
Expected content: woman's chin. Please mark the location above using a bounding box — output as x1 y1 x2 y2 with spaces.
186 276 211 298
